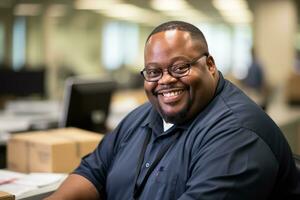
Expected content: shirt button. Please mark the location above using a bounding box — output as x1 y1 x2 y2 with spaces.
145 162 150 168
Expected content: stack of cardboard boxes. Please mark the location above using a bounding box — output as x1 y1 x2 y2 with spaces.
7 128 103 173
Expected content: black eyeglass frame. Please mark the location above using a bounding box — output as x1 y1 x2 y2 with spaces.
140 52 209 82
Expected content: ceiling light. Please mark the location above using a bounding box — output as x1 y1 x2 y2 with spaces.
150 0 189 11
74 0 119 10
98 3 165 26
14 4 42 16
212 0 253 24
213 0 248 11
151 0 210 22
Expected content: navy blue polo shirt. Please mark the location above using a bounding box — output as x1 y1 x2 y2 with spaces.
74 73 300 200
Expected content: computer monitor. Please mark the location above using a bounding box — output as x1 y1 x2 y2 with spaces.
60 76 116 133
0 68 45 97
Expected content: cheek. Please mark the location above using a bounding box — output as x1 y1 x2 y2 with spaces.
181 74 202 93
144 82 156 97
182 73 209 102
191 77 215 106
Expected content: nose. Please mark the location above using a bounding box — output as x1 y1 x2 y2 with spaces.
157 69 177 84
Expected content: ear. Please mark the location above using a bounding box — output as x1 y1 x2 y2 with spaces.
206 55 217 75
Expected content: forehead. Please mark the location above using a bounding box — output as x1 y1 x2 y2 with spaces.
146 30 194 51
144 30 203 61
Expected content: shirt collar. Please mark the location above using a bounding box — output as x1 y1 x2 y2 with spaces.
141 107 181 136
215 71 225 96
141 107 163 133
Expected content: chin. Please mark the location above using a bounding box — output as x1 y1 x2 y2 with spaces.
161 109 189 124
158 100 193 124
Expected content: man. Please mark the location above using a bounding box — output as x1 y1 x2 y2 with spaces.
46 21 300 200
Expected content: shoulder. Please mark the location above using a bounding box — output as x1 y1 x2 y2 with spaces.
216 80 293 165
106 102 152 146
218 80 276 131
194 79 288 160
119 102 152 127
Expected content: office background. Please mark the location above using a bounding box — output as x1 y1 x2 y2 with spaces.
0 0 300 152
0 0 298 97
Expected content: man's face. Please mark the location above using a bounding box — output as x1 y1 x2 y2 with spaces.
144 30 218 124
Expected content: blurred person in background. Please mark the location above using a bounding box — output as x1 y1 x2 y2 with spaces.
45 21 300 200
243 47 264 91
294 49 300 74
241 47 269 110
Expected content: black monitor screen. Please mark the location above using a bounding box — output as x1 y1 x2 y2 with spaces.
0 68 45 96
60 76 116 133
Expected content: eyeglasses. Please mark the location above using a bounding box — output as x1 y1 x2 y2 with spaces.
140 53 209 82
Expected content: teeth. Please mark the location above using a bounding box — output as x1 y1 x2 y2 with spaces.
162 90 183 97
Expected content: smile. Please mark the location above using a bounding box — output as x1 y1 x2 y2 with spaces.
161 90 184 97
156 88 187 107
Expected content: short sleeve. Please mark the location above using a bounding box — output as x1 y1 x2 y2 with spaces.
73 128 119 195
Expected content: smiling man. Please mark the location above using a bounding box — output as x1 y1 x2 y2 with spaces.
143 28 218 124
46 21 300 200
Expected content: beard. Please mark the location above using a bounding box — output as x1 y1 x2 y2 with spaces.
158 97 192 124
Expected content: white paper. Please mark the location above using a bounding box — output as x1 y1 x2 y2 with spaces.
0 170 26 184
14 173 65 187
0 183 37 197
0 170 66 198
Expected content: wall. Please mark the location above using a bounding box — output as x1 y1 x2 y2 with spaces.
254 0 297 87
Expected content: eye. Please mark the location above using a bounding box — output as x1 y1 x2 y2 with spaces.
146 68 161 77
171 63 190 74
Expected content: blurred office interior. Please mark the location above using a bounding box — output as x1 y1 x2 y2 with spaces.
1 0 300 156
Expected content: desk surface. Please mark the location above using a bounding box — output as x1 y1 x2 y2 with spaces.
17 177 66 200
0 100 61 144
0 170 67 200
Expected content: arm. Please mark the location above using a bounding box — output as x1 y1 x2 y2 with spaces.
45 174 101 200
45 129 119 200
45 110 137 200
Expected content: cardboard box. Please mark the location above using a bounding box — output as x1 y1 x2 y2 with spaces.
0 191 15 200
286 73 300 105
7 128 103 173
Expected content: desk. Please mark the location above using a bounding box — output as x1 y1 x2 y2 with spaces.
0 100 61 132
0 100 61 168
0 170 66 200
266 89 300 155
0 100 61 138
17 176 66 200
0 90 146 137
